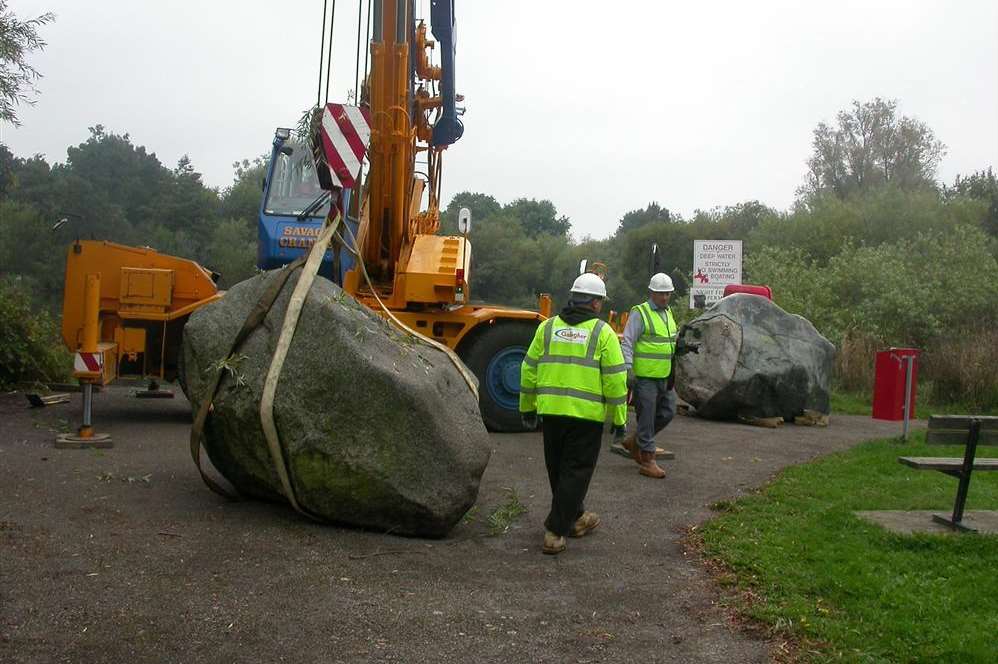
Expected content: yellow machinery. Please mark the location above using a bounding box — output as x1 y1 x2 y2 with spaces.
266 0 550 430
355 1 548 430
58 1 551 434
57 239 220 445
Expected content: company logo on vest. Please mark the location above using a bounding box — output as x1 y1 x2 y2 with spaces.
554 328 590 345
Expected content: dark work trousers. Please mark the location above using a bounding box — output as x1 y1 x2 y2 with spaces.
541 415 603 537
633 377 677 452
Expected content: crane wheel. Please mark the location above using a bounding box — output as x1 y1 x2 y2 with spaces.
460 321 539 433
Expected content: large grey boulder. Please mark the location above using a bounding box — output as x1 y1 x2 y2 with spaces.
676 294 835 421
180 270 490 537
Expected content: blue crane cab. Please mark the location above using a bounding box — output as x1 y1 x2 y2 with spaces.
257 128 359 284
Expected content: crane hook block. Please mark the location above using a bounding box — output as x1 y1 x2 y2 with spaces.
313 103 373 191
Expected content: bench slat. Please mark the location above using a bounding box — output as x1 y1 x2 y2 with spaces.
898 456 998 471
927 415 998 432
925 430 998 446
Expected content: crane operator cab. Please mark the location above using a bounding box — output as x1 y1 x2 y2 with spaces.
256 128 359 283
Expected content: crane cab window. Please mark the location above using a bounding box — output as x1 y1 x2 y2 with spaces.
264 141 330 217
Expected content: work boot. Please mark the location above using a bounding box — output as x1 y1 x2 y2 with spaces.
543 530 567 555
609 432 637 459
638 450 666 479
569 511 601 538
611 433 669 462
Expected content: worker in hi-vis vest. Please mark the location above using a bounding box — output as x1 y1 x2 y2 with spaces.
616 273 679 479
519 273 628 555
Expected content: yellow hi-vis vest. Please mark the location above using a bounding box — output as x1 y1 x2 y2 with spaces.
519 316 628 426
631 301 677 379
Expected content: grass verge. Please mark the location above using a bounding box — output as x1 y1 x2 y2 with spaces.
698 432 998 663
830 389 998 419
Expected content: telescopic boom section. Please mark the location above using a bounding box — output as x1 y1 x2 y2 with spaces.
365 0 412 278
355 0 463 303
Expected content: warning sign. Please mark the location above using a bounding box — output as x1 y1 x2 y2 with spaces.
690 240 742 308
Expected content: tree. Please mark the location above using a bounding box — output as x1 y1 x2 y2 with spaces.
221 156 268 225
0 1 54 126
439 191 501 234
800 98 945 199
945 168 998 237
504 198 571 238
206 218 257 288
0 142 12 194
715 200 777 237
615 202 671 236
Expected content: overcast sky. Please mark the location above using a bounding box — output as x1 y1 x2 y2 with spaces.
3 0 997 239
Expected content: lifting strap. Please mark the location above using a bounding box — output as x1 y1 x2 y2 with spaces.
257 215 342 521
188 254 307 501
188 216 340 518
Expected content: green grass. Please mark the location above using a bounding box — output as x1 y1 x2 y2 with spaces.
700 432 998 663
831 388 998 419
830 390 873 416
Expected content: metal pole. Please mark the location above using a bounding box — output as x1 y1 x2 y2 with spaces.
902 354 914 441
80 383 93 435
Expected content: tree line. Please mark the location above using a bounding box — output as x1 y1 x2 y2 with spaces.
2 98 997 406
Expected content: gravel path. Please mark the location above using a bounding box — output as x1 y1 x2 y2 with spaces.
0 388 907 663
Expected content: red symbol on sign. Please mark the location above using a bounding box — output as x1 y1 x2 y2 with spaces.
694 268 709 284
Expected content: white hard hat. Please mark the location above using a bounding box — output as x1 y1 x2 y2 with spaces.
648 272 675 293
570 272 607 298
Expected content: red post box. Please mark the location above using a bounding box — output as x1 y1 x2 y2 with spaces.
872 348 919 421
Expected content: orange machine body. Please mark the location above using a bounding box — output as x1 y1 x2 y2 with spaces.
61 240 220 384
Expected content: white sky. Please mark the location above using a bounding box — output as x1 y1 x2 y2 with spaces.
3 0 997 239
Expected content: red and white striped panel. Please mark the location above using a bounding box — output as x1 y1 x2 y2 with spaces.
318 103 372 189
74 351 103 374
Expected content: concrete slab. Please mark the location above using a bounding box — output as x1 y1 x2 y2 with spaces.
855 510 998 535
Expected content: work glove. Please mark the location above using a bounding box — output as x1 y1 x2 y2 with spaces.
611 424 626 442
626 367 637 389
521 411 538 431
666 369 677 391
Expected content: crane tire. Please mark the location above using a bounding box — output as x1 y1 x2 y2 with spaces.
460 320 539 433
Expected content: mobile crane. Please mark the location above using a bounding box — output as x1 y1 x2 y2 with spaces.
255 0 547 430
59 0 546 436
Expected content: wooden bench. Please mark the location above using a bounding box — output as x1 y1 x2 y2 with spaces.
898 415 998 532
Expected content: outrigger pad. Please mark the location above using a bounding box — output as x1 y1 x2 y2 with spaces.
55 433 113 449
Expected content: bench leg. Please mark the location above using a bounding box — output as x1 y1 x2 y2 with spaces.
931 513 977 533
937 419 981 532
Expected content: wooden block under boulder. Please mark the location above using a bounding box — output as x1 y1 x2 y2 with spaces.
794 410 829 427
739 416 784 428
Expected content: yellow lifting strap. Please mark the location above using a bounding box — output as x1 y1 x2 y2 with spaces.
188 254 306 502
258 216 343 521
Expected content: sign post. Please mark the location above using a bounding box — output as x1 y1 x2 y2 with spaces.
690 240 742 309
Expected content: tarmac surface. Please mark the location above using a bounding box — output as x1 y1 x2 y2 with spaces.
1 387 905 663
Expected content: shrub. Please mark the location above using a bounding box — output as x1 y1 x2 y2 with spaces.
747 226 998 410
921 326 998 411
0 277 71 389
834 330 881 394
